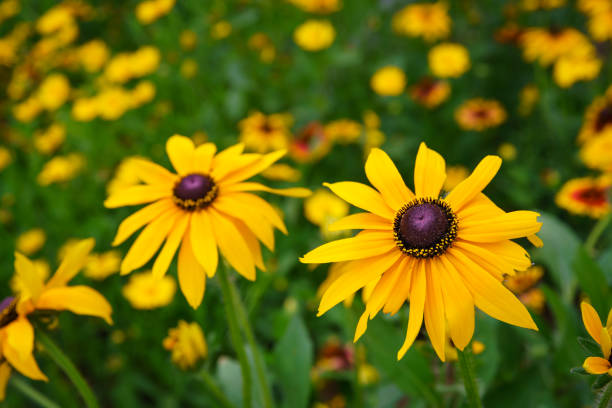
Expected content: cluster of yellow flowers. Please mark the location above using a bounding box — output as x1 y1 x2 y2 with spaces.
578 0 612 41
135 0 175 25
392 2 450 42
73 80 156 121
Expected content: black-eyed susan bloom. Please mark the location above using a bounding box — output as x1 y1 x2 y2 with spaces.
581 302 612 375
105 135 310 308
301 143 542 361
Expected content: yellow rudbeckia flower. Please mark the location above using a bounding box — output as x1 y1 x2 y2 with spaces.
581 302 612 375
105 135 310 308
301 143 542 361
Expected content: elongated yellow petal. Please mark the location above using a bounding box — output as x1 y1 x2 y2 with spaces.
438 256 475 350
456 193 505 223
584 357 611 374
318 250 401 316
445 156 502 212
210 144 246 180
120 207 182 275
453 240 516 280
130 158 177 186
213 195 275 250
35 286 113 324
224 192 287 234
5 317 34 361
324 181 395 219
104 185 172 208
209 209 255 281
0 363 11 400
14 252 44 301
222 182 311 197
448 249 538 330
397 259 426 360
329 213 393 232
581 301 603 345
234 220 266 271
423 261 446 361
459 211 542 242
301 231 396 264
527 234 543 248
178 232 206 309
166 134 195 175
152 213 190 278
193 143 217 174
414 142 446 198
475 240 532 272
189 211 219 278
365 148 414 210
112 198 175 246
2 342 47 381
601 327 612 359
221 150 286 184
46 238 95 288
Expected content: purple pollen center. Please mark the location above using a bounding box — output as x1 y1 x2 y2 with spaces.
174 174 213 201
399 203 449 248
0 297 14 313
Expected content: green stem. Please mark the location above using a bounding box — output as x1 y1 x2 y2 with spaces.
226 266 275 408
457 346 482 408
598 381 612 408
199 369 236 408
37 331 99 408
10 376 61 408
217 264 253 408
585 213 612 255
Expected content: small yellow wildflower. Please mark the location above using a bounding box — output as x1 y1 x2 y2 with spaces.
580 133 612 172
518 84 539 116
325 119 363 144
587 10 612 41
428 43 471 78
180 59 198 79
370 66 406 96
180 29 197 51
135 0 175 25
0 147 12 172
77 40 109 72
304 189 349 239
37 73 71 111
410 77 451 108
163 321 207 370
211 20 232 40
84 251 121 280
13 97 41 123
239 111 293 153
455 98 507 131
72 97 99 122
34 123 65 155
122 272 177 310
37 153 85 186
130 80 156 106
293 19 335 51
556 176 611 218
553 53 601 88
580 302 612 375
498 143 517 161
392 2 450 42
16 228 46 255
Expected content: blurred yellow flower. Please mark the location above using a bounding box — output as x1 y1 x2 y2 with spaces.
16 228 46 256
325 119 362 144
428 43 471 78
130 80 156 106
36 5 74 35
410 77 451 108
261 163 302 182
13 97 41 123
72 97 98 122
443 165 468 191
37 73 71 111
288 0 341 14
455 98 507 131
587 10 612 41
304 189 349 239
290 122 332 163
106 156 143 196
136 0 175 25
239 111 293 153
581 133 612 172
363 110 380 129
577 0 612 15
180 58 198 79
180 29 197 51
37 153 85 186
104 46 160 83
294 19 335 51
553 53 601 88
122 272 177 310
0 0 19 24
556 176 611 218
357 363 379 385
520 0 566 10
0 147 12 172
498 143 517 161
163 320 207 370
445 340 485 361
392 2 450 42
580 302 612 375
211 20 232 40
248 32 271 50
518 84 539 116
34 123 65 155
77 40 109 72
520 27 593 66
96 87 133 120
579 87 612 143
504 265 546 314
84 251 121 280
370 66 406 96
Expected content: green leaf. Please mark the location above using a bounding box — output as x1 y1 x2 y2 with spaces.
592 374 612 391
273 314 313 408
570 366 588 376
574 246 610 314
532 212 580 301
216 357 243 408
578 337 603 357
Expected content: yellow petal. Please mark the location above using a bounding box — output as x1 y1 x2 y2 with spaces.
220 150 286 184
0 363 11 400
438 256 475 350
166 134 195 175
14 252 44 301
2 342 47 381
210 144 246 180
527 234 543 248
453 240 516 280
130 158 177 186
459 211 542 242
413 142 446 198
301 231 397 264
606 308 612 329
193 143 217 174
475 240 532 272
584 356 611 375
446 156 502 212
234 220 266 271
178 232 206 308
104 185 172 208
328 213 393 232
456 193 505 222
601 327 612 360
448 248 538 330
224 192 287 234
209 209 256 281
318 250 401 316
189 211 219 278
582 301 603 344
5 317 34 360
46 238 95 288
152 213 190 278
397 259 426 360
36 286 113 324
213 195 275 250
223 182 311 197
120 207 182 275
365 148 415 210
423 261 446 361
111 198 175 246
324 181 395 219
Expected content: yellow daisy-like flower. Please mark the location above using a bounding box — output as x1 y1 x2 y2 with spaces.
581 302 612 375
455 98 507 131
0 239 113 400
16 228 46 256
163 320 207 370
293 19 336 52
555 176 611 218
553 52 601 88
578 87 612 143
391 2 450 42
301 143 541 361
410 77 451 108
122 272 176 310
290 122 333 163
370 66 406 97
520 27 593 66
428 43 470 78
587 10 612 41
324 119 363 144
238 111 293 154
105 135 310 308
580 133 612 172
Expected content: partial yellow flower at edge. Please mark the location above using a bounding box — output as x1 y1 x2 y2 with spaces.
163 320 207 370
392 2 450 42
580 302 612 375
428 43 471 78
294 19 335 51
37 73 71 111
122 272 176 309
287 0 341 14
555 176 611 218
85 251 121 280
37 153 85 186
580 133 612 172
34 123 66 155
370 66 406 97
553 52 601 88
455 98 507 131
16 228 46 256
0 147 12 172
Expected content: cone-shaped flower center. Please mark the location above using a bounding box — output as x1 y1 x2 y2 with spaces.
595 104 612 132
573 186 607 206
173 174 218 211
0 296 17 328
393 198 458 258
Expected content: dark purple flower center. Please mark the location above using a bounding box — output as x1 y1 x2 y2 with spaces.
393 198 458 258
172 174 217 210
0 296 17 328
595 104 612 132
